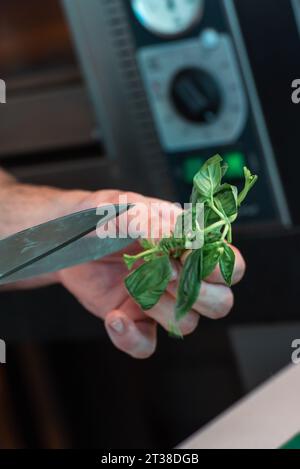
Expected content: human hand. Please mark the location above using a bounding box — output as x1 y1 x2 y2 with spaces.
56 190 246 359
0 173 245 358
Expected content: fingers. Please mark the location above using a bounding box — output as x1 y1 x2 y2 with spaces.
145 243 241 333
105 300 157 359
145 293 200 336
167 280 234 321
180 245 246 286
205 245 246 285
191 282 234 319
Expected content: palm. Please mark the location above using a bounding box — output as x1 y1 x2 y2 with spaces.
59 242 145 323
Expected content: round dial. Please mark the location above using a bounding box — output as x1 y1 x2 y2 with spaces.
170 68 222 123
131 0 204 37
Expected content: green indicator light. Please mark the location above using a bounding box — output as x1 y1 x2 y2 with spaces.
224 152 246 179
183 158 204 184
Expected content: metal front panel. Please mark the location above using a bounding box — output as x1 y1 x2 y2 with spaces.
138 34 247 152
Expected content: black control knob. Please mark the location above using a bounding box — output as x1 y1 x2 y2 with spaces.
170 68 222 123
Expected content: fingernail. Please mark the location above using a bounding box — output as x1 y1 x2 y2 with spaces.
109 318 125 335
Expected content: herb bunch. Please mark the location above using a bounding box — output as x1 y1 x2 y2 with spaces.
123 155 257 329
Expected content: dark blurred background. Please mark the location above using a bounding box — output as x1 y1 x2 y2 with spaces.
0 0 300 448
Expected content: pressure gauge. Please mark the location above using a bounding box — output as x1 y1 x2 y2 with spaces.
131 0 204 37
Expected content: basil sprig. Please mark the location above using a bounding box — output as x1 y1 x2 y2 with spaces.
175 249 203 321
123 155 257 331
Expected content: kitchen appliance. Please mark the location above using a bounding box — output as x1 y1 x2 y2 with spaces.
63 0 292 228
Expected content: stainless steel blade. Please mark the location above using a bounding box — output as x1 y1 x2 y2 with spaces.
0 235 136 285
0 204 130 281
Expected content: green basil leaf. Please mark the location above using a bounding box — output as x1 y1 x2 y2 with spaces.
219 244 236 286
238 167 258 206
214 183 238 220
202 243 222 279
125 255 172 310
204 206 219 227
190 186 207 205
176 207 198 231
221 162 229 177
175 208 204 249
175 249 203 321
174 212 185 239
168 321 184 339
190 186 199 205
205 229 222 244
193 154 223 199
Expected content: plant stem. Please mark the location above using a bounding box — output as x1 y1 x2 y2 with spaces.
227 224 232 244
209 199 225 221
204 219 226 234
221 224 229 241
131 246 161 261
